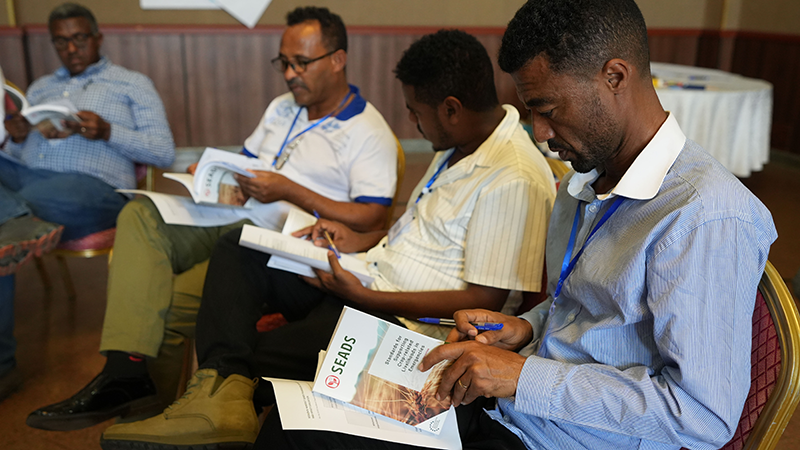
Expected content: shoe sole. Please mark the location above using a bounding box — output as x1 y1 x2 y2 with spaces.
100 440 253 450
26 394 160 431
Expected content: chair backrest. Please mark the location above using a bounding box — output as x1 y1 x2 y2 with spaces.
385 137 406 229
721 261 800 450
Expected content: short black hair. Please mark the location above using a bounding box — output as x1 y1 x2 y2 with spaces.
286 7 347 53
48 2 99 35
498 0 650 79
394 29 498 112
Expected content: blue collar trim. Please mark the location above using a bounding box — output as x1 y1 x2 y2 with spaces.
335 85 367 121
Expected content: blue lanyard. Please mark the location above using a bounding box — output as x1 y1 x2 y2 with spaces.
415 150 455 204
272 92 351 168
553 196 625 300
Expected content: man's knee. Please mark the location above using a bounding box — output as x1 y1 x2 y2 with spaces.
117 197 160 228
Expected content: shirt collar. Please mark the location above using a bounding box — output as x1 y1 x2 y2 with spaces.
567 112 686 201
451 104 520 175
55 56 110 80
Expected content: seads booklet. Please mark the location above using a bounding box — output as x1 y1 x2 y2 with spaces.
163 147 266 207
313 306 453 435
4 84 80 135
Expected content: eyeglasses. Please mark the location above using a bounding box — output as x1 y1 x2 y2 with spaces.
52 33 95 50
270 49 338 74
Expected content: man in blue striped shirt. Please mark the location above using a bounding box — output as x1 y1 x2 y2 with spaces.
1 3 174 254
251 1 778 449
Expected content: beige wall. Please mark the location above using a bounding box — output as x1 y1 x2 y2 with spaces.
2 0 798 35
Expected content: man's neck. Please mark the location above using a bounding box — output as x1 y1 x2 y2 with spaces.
450 105 506 166
306 82 351 121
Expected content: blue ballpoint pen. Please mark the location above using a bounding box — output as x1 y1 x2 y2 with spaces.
417 317 503 331
312 210 341 258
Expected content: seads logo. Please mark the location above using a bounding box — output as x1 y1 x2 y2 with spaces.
325 375 340 389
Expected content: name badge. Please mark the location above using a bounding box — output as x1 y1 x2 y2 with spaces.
387 208 414 245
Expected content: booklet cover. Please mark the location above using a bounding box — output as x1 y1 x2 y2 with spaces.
313 307 452 435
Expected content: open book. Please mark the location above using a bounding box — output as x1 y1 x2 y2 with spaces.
238 223 374 286
163 147 266 207
312 306 453 435
4 84 80 134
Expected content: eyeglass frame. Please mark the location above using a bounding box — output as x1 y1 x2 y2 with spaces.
51 32 97 50
270 49 339 74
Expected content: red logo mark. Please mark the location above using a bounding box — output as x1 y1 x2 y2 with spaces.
325 375 340 389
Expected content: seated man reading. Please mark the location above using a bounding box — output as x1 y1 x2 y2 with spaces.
98 29 556 450
248 1 777 449
27 6 398 431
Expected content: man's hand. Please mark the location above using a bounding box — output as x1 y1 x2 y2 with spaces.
234 170 293 204
187 162 198 175
303 251 368 302
292 218 366 254
65 111 111 140
445 309 534 351
4 112 30 143
419 340 527 406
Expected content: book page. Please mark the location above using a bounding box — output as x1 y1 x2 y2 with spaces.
191 148 266 206
266 378 461 450
240 224 373 286
117 190 248 227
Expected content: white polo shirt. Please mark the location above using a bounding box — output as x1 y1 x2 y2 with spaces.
366 105 556 335
243 85 397 209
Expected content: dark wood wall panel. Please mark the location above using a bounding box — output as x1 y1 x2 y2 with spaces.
649 33 700 66
0 28 28 89
731 34 800 156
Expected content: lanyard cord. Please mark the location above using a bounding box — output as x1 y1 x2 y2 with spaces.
415 149 456 204
272 91 352 168
553 196 625 300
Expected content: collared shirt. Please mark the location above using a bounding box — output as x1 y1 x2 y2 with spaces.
4 57 175 189
488 113 777 449
241 86 397 229
366 105 556 337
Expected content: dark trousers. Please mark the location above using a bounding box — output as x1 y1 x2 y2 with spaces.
195 229 403 389
255 397 528 450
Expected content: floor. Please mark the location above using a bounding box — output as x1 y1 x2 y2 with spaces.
1 148 799 449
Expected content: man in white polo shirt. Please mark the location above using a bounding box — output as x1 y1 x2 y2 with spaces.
27 6 398 432
99 29 556 450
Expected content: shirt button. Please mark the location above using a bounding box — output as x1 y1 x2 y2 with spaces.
503 415 511 422
63 91 69 97
588 204 598 213
567 313 576 322
39 154 44 159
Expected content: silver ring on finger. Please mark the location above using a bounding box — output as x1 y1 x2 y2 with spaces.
80 126 87 133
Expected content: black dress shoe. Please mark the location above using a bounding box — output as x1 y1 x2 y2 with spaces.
26 372 159 431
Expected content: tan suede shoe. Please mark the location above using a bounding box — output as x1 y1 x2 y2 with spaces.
100 368 259 450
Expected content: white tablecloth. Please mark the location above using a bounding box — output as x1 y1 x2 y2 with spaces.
652 62 773 177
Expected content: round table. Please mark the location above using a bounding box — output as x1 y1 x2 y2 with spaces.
652 62 773 177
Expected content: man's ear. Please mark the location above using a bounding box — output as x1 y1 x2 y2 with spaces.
441 96 463 125
95 32 104 48
330 49 347 73
602 58 630 94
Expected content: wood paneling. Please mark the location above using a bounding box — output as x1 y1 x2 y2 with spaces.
0 27 28 89
13 25 800 155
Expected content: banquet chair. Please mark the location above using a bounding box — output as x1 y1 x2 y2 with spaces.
682 261 800 450
35 164 153 301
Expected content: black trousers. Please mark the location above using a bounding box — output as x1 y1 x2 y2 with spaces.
254 397 528 450
195 229 403 391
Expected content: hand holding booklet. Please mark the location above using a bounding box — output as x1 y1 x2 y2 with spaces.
4 84 80 135
238 223 374 286
163 147 266 207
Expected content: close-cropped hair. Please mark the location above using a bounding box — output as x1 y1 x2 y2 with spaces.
498 0 651 80
286 6 348 53
394 29 499 112
48 2 99 35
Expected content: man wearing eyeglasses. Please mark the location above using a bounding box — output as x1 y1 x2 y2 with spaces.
26 5 398 434
0 2 175 264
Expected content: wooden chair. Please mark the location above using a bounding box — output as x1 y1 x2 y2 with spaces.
35 164 153 301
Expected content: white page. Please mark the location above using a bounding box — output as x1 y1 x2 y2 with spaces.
281 208 317 235
212 0 272 28
266 378 461 450
239 224 373 285
117 190 248 227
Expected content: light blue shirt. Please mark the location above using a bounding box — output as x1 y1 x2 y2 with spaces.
5 56 174 189
488 114 777 450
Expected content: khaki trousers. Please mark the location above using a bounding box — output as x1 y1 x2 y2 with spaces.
99 197 250 404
